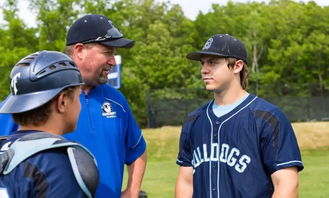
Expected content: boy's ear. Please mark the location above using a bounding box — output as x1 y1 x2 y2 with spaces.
233 60 244 74
56 92 67 113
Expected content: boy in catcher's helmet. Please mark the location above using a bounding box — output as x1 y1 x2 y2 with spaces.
175 34 303 198
0 51 99 198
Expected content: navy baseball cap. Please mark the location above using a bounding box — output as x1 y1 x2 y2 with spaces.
187 34 248 64
66 14 134 48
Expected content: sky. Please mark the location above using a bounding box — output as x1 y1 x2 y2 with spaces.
0 0 329 27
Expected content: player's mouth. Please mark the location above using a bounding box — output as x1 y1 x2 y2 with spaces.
203 77 213 82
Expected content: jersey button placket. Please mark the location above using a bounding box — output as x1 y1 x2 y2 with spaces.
214 121 220 137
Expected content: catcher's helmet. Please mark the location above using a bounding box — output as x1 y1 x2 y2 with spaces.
0 50 83 114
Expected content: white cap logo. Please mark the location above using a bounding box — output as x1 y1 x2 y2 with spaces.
203 38 213 50
11 72 21 95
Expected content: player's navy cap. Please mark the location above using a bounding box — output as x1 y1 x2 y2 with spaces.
187 34 248 64
0 51 83 114
66 14 134 48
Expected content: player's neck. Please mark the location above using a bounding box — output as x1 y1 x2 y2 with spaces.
214 88 248 106
19 125 63 136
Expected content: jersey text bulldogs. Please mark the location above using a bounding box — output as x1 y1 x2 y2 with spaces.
192 143 251 173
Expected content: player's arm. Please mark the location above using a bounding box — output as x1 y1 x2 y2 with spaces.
271 167 299 198
122 151 147 198
175 166 193 198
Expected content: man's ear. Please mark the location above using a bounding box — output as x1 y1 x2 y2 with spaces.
73 43 85 60
56 92 67 113
233 60 244 74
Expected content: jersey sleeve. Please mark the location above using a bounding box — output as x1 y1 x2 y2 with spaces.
124 106 146 165
176 117 194 167
257 109 304 175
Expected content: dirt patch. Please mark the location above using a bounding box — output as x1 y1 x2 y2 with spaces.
292 121 329 150
143 122 329 151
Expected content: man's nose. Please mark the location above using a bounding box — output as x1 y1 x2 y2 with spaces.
108 56 117 66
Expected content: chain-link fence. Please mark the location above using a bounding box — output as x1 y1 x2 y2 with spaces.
146 89 329 128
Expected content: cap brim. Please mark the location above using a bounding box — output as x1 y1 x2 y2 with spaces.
101 38 134 48
187 51 228 61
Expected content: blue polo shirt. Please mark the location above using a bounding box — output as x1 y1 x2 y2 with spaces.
64 84 146 197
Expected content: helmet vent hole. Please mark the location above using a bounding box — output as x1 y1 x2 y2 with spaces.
49 65 57 70
24 57 35 61
59 62 67 67
16 63 30 67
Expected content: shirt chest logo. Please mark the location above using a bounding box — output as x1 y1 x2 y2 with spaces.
102 102 116 118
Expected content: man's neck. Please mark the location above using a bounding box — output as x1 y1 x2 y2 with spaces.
82 85 94 95
214 88 248 106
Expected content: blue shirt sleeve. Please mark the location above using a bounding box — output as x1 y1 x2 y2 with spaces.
0 114 18 136
124 106 146 165
0 98 19 135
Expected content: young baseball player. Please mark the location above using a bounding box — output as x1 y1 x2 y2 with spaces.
175 34 303 198
0 51 98 198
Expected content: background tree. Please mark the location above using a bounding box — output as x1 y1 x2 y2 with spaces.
0 0 38 99
1 0 329 125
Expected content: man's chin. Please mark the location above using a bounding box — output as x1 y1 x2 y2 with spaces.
97 77 109 85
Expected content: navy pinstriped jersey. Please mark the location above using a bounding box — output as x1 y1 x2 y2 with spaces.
0 130 86 198
176 94 303 198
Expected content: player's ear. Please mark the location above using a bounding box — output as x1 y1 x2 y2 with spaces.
233 60 244 74
56 92 68 113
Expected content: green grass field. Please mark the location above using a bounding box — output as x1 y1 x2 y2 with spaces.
123 124 329 197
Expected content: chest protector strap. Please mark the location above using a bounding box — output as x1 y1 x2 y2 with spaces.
0 132 99 198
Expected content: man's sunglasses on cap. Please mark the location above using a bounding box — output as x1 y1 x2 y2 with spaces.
82 20 123 44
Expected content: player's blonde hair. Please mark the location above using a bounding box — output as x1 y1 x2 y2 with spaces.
226 57 248 90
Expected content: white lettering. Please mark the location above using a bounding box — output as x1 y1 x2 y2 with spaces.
203 144 210 162
235 155 251 173
219 143 229 163
193 150 202 167
192 143 251 173
0 188 9 198
210 143 219 161
227 147 240 167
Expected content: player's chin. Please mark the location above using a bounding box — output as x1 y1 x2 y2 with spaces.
204 84 216 91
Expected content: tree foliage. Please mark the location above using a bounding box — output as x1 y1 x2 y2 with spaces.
1 0 329 125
